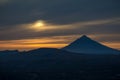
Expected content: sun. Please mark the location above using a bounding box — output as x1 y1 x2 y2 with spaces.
30 20 47 31
34 20 45 27
29 20 54 31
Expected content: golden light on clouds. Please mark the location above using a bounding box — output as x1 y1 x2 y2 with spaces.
0 43 67 51
0 19 119 51
0 35 119 51
0 37 68 51
103 42 120 50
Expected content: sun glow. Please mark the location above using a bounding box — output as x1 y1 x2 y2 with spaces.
30 20 47 31
29 20 62 31
34 20 45 27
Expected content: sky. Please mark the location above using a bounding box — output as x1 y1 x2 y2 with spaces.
0 0 120 51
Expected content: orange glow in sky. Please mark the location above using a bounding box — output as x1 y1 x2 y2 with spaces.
0 36 119 51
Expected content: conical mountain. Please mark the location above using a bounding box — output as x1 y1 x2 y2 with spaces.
62 35 120 54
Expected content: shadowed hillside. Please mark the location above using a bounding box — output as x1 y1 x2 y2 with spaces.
0 36 120 80
63 35 120 54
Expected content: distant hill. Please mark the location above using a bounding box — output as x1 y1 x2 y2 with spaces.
0 48 120 80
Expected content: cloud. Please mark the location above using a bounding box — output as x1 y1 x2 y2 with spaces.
0 34 119 51
0 0 120 26
0 0 120 50
0 0 9 5
0 18 119 42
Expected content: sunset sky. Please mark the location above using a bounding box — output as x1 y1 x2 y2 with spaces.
0 0 120 51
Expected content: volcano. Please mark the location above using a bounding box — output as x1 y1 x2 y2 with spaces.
62 35 120 54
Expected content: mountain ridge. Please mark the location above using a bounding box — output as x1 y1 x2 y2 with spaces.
62 35 120 54
0 35 119 54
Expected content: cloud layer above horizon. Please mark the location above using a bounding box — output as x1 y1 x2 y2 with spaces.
0 0 120 50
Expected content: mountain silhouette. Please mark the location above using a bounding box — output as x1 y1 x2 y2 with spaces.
0 36 120 80
63 35 120 54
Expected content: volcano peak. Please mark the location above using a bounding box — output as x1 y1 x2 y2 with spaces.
62 35 120 54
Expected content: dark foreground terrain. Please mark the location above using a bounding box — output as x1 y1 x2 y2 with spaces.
0 48 120 80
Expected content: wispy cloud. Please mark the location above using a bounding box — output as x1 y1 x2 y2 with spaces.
0 18 119 40
0 0 119 50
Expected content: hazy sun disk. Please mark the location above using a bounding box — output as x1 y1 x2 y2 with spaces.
31 20 47 30
34 20 45 27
